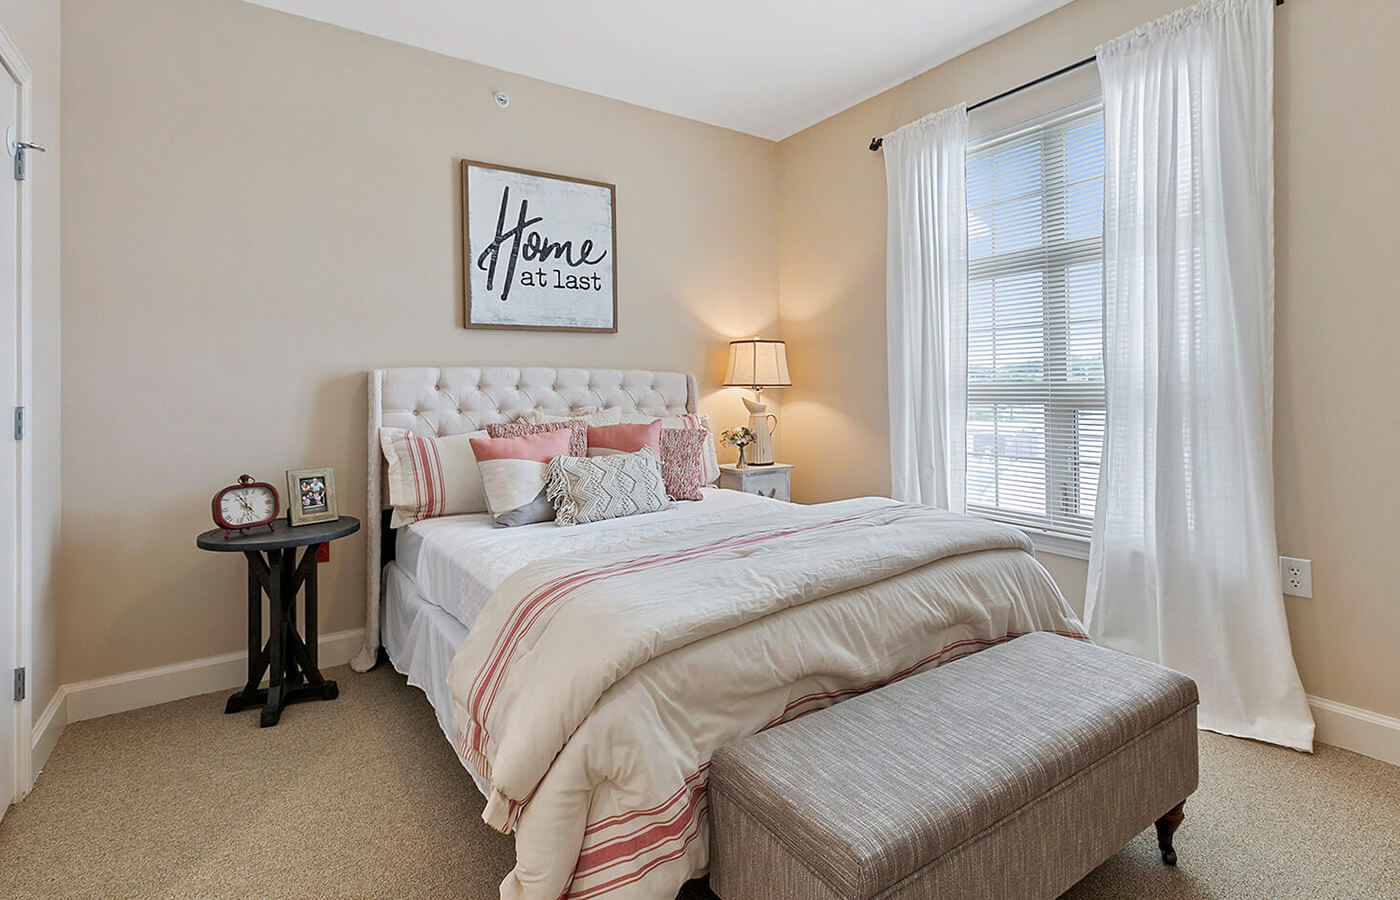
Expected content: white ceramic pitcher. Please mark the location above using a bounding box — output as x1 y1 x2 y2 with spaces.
742 396 778 466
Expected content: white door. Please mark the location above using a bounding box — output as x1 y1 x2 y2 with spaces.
0 53 20 818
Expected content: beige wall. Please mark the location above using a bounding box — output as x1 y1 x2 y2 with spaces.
56 0 1400 725
1 0 61 738
59 0 778 683
777 0 1400 718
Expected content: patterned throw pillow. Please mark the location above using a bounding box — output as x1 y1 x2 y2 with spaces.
513 408 624 427
470 428 575 527
586 421 662 456
545 447 671 527
657 428 709 501
618 412 720 484
380 427 490 528
486 418 588 457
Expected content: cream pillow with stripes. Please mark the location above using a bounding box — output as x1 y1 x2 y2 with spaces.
380 427 489 528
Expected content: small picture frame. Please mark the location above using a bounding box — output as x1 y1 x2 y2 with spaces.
286 466 337 526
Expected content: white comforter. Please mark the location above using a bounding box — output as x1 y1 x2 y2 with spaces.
443 496 1084 900
400 487 772 629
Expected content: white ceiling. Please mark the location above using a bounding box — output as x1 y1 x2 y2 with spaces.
243 0 1075 141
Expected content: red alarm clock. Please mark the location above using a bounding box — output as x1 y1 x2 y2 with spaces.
212 474 280 537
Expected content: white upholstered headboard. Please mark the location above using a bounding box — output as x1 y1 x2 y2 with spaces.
351 366 699 672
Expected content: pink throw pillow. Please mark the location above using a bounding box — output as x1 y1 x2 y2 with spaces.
486 418 588 457
469 428 574 527
587 421 662 457
657 428 709 501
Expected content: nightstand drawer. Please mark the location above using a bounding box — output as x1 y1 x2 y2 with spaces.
718 464 793 502
741 470 789 501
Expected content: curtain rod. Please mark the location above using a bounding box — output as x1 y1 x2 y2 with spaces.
869 0 1285 152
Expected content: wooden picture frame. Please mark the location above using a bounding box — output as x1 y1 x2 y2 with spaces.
286 466 338 527
462 160 618 333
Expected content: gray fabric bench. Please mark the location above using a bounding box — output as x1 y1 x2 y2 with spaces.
708 633 1198 900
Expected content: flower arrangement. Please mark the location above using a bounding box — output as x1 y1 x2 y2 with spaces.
721 426 758 468
721 426 757 448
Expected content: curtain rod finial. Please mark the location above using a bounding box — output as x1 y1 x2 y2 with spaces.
869 137 884 152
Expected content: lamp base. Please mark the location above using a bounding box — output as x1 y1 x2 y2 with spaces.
743 395 778 466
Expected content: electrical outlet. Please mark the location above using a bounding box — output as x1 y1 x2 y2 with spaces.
1279 556 1312 599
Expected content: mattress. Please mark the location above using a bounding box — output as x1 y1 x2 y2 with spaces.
394 486 777 629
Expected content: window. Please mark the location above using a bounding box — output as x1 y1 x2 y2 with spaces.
965 103 1105 538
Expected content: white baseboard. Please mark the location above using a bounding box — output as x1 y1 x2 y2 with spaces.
35 628 364 741
29 687 67 787
1309 694 1400 767
28 628 365 791
26 636 1396 776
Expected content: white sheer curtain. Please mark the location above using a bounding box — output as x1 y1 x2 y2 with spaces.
884 104 968 510
1087 0 1313 750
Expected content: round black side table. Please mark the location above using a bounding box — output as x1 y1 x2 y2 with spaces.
196 516 360 727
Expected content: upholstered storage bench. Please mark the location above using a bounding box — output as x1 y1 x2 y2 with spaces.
708 632 1198 900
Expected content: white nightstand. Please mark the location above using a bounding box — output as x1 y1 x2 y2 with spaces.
718 463 793 501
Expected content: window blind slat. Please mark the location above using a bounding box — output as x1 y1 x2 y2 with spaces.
965 103 1106 538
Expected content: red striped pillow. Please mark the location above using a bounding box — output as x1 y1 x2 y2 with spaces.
380 428 489 528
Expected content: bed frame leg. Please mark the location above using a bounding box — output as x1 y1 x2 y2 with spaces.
1155 800 1186 866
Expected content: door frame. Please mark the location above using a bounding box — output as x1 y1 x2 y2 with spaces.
0 24 35 802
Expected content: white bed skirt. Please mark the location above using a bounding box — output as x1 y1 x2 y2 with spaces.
382 561 491 799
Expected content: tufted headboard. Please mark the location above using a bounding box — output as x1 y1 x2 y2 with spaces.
350 366 699 672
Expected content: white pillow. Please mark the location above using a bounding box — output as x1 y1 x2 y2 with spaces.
545 447 671 526
380 427 489 528
514 408 624 427
618 412 720 485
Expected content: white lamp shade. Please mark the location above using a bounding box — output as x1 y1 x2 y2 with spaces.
723 339 791 388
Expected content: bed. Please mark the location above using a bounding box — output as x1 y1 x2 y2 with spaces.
353 366 1085 900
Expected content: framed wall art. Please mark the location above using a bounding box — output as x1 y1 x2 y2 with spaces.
462 160 617 333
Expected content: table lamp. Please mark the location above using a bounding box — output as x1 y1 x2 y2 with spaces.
723 337 791 466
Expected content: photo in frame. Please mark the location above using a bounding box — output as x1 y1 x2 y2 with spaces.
462 160 617 332
286 466 338 526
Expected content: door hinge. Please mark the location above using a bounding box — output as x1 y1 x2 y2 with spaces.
12 667 23 702
13 406 24 440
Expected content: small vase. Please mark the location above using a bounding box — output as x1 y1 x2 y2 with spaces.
735 445 748 468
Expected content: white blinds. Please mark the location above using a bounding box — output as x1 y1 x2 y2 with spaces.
965 102 1105 537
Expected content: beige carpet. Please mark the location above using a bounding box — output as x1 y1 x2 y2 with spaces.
2 664 1397 899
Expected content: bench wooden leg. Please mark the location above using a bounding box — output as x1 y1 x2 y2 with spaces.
1155 800 1186 866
